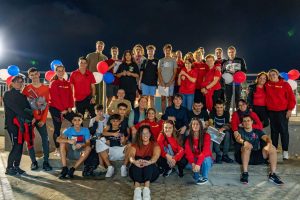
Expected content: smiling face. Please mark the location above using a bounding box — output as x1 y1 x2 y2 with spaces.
257 74 267 85
163 122 174 137
139 97 148 109
141 127 151 143
191 119 200 132
147 109 156 121
242 116 253 129
78 59 88 70
96 43 104 52
228 48 236 60
72 117 83 128
125 52 132 62
269 71 279 82
238 101 247 112
56 66 65 79
28 71 40 82
12 78 24 90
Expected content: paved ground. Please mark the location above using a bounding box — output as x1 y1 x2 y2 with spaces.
0 135 300 200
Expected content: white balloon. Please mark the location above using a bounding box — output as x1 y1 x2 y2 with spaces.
0 69 10 80
63 72 68 80
222 73 233 84
93 72 103 84
287 79 297 91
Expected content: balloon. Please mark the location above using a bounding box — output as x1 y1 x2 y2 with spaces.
93 72 103 84
103 72 115 84
287 79 297 91
288 69 300 80
63 72 68 80
233 71 246 83
279 72 289 81
7 65 20 76
222 73 233 84
0 69 10 80
50 60 63 71
97 61 109 74
6 76 14 85
45 70 55 81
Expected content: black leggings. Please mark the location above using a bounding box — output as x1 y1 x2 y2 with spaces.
49 107 74 148
253 106 269 128
7 130 24 168
157 156 187 173
129 156 160 183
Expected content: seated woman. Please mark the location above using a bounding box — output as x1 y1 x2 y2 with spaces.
157 120 187 177
231 99 263 136
185 118 213 185
131 108 163 141
129 125 160 200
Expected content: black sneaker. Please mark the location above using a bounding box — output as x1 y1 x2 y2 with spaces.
68 167 75 178
5 167 17 176
240 172 249 184
269 173 284 186
215 155 222 164
15 166 26 175
59 167 69 179
222 155 234 163
31 161 39 170
43 161 53 171
163 169 173 177
196 178 208 185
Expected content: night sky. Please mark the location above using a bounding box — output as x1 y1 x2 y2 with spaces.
0 0 299 73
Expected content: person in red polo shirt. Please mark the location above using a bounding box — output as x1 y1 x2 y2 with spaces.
193 50 208 107
131 108 163 141
174 50 185 95
178 58 197 111
201 54 223 111
265 69 296 160
70 56 96 118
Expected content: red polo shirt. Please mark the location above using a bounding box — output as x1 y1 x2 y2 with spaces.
193 62 208 90
70 69 96 101
179 68 197 94
202 66 222 90
175 60 185 86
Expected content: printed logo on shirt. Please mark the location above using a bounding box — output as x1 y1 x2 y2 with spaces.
152 61 157 65
225 63 241 72
129 66 134 72
70 135 85 143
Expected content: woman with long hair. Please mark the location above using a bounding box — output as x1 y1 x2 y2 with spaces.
116 50 140 108
49 65 74 156
247 72 269 127
131 108 163 141
129 125 160 200
157 120 187 177
185 118 213 185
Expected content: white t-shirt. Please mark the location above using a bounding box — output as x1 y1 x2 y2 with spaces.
89 114 110 137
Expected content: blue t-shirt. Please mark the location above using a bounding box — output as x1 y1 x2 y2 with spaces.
63 127 90 144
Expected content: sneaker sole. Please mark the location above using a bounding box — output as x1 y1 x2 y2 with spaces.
240 181 248 185
196 181 208 185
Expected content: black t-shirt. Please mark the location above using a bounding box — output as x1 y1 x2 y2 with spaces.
209 110 230 129
238 128 265 151
117 62 139 93
188 109 209 123
106 118 129 147
140 58 158 86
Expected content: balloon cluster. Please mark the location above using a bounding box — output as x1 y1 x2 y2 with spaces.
94 61 115 84
222 71 247 84
0 65 21 85
280 69 299 90
45 59 68 81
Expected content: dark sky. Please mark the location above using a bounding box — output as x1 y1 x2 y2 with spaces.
0 0 299 73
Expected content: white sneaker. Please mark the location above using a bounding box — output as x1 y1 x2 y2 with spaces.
105 166 114 177
142 187 151 200
283 151 289 160
121 165 127 177
133 187 142 200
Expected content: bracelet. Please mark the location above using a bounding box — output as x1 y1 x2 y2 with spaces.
242 140 246 146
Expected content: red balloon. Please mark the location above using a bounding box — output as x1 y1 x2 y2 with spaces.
45 70 55 81
233 71 247 83
97 61 109 74
288 69 300 80
6 76 14 85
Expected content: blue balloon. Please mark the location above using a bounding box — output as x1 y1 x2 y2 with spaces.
103 72 115 84
279 72 289 81
50 60 63 71
7 65 20 76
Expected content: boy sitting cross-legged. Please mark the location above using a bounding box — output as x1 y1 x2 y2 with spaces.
57 113 91 179
96 114 129 178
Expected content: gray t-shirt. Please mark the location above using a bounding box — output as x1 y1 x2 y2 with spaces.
158 57 177 83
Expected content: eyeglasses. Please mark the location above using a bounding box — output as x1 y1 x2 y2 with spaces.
238 104 246 107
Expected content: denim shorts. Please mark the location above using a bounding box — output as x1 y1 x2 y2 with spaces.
141 83 156 96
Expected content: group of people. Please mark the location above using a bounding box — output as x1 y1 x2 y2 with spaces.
3 41 296 200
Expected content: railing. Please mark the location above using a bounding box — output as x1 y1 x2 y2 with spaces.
0 72 299 116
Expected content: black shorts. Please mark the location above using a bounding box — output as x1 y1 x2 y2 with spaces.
234 141 267 165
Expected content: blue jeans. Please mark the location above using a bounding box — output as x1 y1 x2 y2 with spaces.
28 123 50 163
181 94 194 111
187 157 213 180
